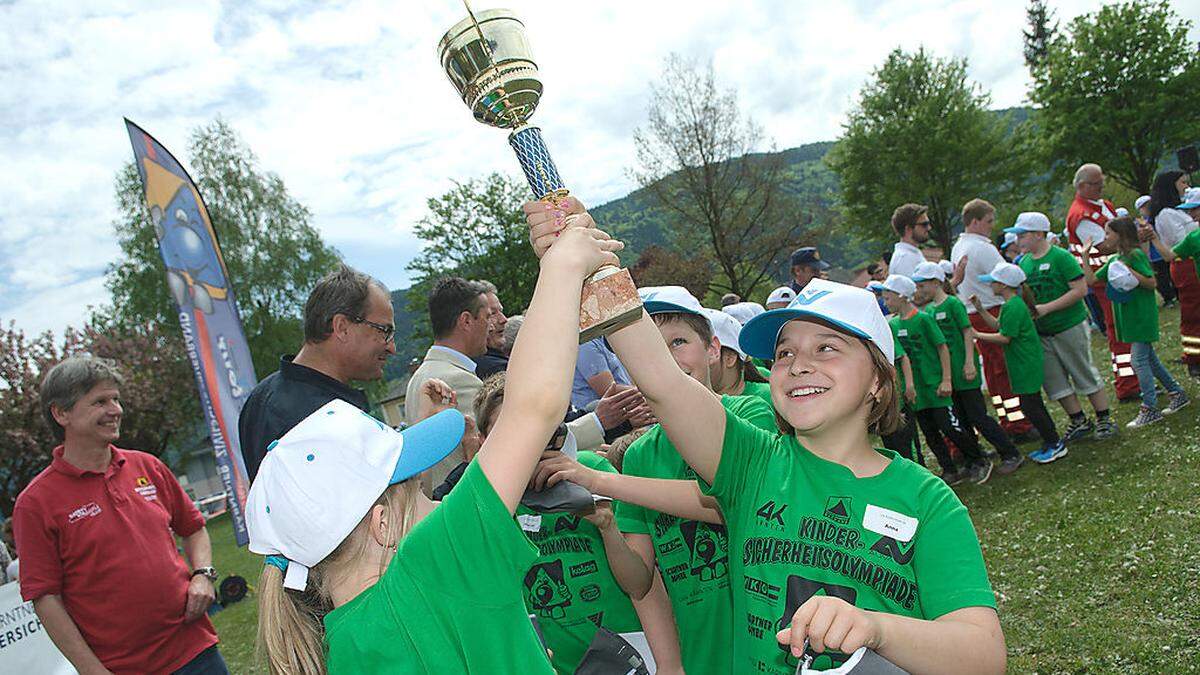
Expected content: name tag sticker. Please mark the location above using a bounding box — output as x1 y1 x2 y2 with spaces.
898 329 908 337
935 312 946 320
863 505 918 542
517 514 542 532
1039 263 1051 271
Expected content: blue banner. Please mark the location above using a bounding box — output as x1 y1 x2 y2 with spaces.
124 119 253 546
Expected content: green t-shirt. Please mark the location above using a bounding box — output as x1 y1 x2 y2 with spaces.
517 451 641 674
1018 246 1088 335
615 394 776 675
889 310 950 411
324 460 553 674
741 379 774 409
997 295 1043 395
1096 249 1158 343
703 409 996 674
1173 228 1200 274
893 333 907 397
754 361 772 379
924 295 981 391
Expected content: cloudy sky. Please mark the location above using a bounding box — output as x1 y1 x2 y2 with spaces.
3 0 1196 337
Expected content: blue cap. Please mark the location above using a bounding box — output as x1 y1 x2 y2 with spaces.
739 279 894 363
391 408 465 483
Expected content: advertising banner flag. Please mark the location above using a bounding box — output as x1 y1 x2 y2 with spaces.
124 119 254 545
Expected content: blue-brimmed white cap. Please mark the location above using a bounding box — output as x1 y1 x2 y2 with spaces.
1000 231 1018 250
1105 260 1138 303
247 400 464 590
702 308 747 360
721 301 765 326
978 261 1026 287
1135 195 1151 210
766 286 796 307
638 286 705 316
739 279 894 363
1004 211 1052 234
911 261 946 283
1179 187 1200 210
881 274 917 299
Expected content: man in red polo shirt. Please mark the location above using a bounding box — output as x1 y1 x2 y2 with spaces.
13 356 227 675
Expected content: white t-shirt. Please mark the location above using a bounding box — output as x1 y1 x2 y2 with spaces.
889 241 925 278
951 232 1004 312
1154 208 1199 248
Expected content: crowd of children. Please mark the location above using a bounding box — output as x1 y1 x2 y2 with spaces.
240 172 1198 674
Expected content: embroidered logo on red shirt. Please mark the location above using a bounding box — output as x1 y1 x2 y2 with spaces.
134 476 159 502
67 502 102 523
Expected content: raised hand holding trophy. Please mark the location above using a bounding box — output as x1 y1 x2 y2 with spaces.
438 4 643 342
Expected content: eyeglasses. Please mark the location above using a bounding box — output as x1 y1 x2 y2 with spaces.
353 316 396 343
916 220 931 227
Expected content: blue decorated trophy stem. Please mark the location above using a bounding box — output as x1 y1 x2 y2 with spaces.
508 125 567 201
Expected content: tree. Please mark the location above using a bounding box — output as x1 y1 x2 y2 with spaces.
0 319 196 515
405 172 537 342
1027 0 1200 194
631 54 803 300
106 118 342 378
826 48 1033 250
628 245 714 300
1023 0 1058 70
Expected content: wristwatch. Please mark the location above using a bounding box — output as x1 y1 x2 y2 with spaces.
191 566 218 582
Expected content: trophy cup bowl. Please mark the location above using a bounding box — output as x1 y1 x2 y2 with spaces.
438 7 643 343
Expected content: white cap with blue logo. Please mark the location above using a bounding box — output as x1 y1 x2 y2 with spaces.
739 279 894 363
637 286 705 317
247 400 464 590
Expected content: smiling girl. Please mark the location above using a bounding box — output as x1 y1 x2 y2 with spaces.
525 201 1007 675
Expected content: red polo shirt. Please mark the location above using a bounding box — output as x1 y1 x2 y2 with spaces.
12 446 218 674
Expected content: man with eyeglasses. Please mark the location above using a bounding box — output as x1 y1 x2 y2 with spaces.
889 203 934 278
1066 163 1140 401
238 264 397 482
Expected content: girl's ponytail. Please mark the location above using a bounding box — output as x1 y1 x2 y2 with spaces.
257 564 329 675
1019 283 1040 319
743 358 768 383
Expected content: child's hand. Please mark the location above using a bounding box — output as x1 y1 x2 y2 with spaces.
904 388 916 405
1081 237 1095 251
963 362 977 382
937 380 952 398
417 378 456 420
541 225 624 277
531 450 601 492
776 595 882 657
523 195 588 258
581 501 615 530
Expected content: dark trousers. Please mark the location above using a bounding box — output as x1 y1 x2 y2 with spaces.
881 404 923 466
914 406 983 473
952 389 1019 460
1151 258 1177 304
172 645 229 675
1017 393 1060 446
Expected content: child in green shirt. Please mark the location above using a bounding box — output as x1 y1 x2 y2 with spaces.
249 225 624 674
703 307 773 408
880 275 990 486
1083 217 1190 427
970 261 1065 464
879 333 923 465
911 262 1024 475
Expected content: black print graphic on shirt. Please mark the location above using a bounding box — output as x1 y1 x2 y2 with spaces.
775 575 859 668
525 560 573 619
823 496 852 525
680 520 729 581
554 514 583 533
870 535 915 566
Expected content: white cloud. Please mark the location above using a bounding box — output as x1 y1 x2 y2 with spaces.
2 0 1198 337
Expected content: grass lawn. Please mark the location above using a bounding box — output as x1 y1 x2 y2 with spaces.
208 307 1199 674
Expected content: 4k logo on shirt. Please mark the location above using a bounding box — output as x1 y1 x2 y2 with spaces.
755 500 788 527
824 497 852 525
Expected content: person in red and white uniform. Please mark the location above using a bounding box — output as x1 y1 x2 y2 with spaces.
1065 163 1140 400
1145 172 1200 376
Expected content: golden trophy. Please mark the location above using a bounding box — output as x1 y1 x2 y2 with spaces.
438 5 643 342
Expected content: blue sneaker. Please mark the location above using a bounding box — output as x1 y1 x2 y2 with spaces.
1029 441 1068 464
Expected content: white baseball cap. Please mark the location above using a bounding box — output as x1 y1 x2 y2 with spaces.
911 261 946 283
638 286 704 316
1000 231 1019 250
978 261 1027 288
1005 211 1052 234
1180 187 1200 210
740 279 894 363
938 259 955 277
1135 195 1151 210
248 400 465 590
766 286 796 306
881 274 917 299
702 308 747 360
722 301 765 325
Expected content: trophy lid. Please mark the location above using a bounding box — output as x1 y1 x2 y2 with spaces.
438 8 543 129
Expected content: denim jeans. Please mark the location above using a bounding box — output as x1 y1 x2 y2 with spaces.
1129 342 1182 409
172 645 229 675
